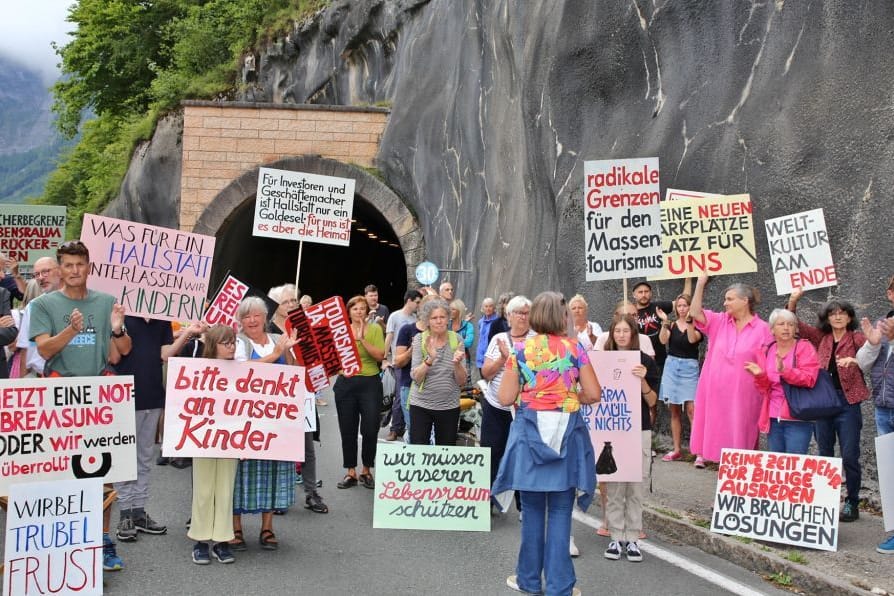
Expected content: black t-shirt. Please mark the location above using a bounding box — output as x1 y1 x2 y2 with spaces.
667 323 701 360
115 317 174 410
395 323 423 388
488 317 509 344
640 352 661 431
636 301 673 366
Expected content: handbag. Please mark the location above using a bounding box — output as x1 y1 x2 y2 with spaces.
595 441 618 475
777 343 847 421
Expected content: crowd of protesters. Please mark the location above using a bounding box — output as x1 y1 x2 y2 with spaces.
2 243 894 595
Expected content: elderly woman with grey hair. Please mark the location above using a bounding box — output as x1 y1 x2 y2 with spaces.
230 296 299 552
744 308 820 455
266 284 299 334
409 298 468 445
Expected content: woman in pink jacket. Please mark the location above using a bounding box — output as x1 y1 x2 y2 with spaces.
745 309 819 454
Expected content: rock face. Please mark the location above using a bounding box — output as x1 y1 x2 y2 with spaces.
106 0 894 486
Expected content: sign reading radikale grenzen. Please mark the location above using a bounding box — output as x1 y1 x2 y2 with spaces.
81 214 215 322
711 449 842 551
373 444 491 531
0 205 66 273
0 376 137 496
4 479 103 596
584 158 663 281
254 167 355 246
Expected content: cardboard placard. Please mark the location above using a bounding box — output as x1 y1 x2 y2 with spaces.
581 351 642 482
584 158 663 281
0 376 137 496
665 188 717 201
0 205 66 273
81 214 215 322
876 432 894 532
765 209 837 294
3 479 103 595
286 296 360 392
711 449 842 551
202 274 249 330
651 194 757 279
162 358 305 461
373 444 491 531
254 168 355 246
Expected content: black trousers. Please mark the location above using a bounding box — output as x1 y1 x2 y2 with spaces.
409 404 460 446
333 375 382 468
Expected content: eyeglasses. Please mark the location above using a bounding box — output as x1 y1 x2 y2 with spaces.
281 298 299 305
511 310 530 317
33 269 57 278
220 341 236 347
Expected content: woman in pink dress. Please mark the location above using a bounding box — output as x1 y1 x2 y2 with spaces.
689 274 772 467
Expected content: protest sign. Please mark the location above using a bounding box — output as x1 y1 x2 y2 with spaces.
665 188 717 201
303 389 317 433
765 209 837 294
0 205 66 273
285 296 360 392
4 479 103 596
373 444 490 531
876 433 894 532
651 193 757 279
254 167 355 246
203 274 249 330
81 214 215 322
711 449 842 551
163 358 305 461
0 376 137 496
581 351 642 482
584 158 663 281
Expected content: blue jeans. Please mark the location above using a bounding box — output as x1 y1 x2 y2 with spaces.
517 489 576 596
876 405 894 436
768 419 814 454
399 385 411 440
814 398 862 504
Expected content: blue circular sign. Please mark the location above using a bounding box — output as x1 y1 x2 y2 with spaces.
415 261 439 285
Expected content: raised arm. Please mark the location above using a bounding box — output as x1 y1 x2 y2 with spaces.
689 274 708 325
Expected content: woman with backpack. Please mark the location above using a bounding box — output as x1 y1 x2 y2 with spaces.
409 298 468 445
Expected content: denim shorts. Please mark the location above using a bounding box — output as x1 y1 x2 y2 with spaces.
660 355 700 405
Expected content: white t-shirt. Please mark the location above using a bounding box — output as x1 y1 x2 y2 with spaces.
15 303 46 375
575 321 603 351
482 330 536 411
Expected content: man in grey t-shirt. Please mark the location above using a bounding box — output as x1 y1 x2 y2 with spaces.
383 289 422 440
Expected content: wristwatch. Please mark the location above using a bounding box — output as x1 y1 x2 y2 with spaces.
424 357 434 366
112 326 127 338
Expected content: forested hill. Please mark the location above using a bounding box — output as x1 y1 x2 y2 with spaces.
0 54 68 203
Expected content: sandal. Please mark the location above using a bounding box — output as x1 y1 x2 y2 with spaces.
337 474 358 489
596 527 610 537
259 529 279 551
359 473 375 489
694 456 706 469
229 530 247 552
305 492 329 514
662 451 682 462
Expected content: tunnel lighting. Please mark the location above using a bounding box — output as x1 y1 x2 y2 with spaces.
356 227 367 232
367 233 378 239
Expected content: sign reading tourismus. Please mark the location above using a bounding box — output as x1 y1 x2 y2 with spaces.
584 158 663 281
254 167 355 246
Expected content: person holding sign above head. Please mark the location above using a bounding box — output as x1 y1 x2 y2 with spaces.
408 298 467 446
601 315 659 563
188 324 239 565
29 239 132 573
787 289 869 522
334 295 385 489
688 274 771 469
493 292 601 596
656 294 703 462
744 309 820 455
231 296 300 551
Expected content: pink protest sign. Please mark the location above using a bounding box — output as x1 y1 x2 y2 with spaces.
80 214 215 322
203 274 249 330
582 350 642 482
162 358 305 461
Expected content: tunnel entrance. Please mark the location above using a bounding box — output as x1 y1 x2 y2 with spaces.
193 156 423 312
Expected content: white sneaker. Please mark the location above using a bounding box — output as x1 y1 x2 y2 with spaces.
626 541 643 562
569 535 580 557
604 540 622 560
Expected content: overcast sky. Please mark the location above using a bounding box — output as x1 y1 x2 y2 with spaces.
0 1 74 82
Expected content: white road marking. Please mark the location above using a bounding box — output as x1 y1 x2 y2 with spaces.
572 509 770 596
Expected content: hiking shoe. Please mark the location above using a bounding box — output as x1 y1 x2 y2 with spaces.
116 516 138 542
305 492 329 514
877 534 894 554
192 542 210 565
212 542 235 564
840 501 859 522
569 535 580 557
103 534 123 571
626 541 643 562
604 540 622 560
133 513 167 535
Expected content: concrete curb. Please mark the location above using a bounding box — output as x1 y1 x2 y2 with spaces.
643 506 868 595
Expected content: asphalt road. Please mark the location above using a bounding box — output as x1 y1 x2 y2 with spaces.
3 395 791 596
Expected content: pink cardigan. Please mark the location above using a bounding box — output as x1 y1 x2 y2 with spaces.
753 339 820 433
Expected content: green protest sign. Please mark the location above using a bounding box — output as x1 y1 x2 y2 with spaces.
373 444 491 531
